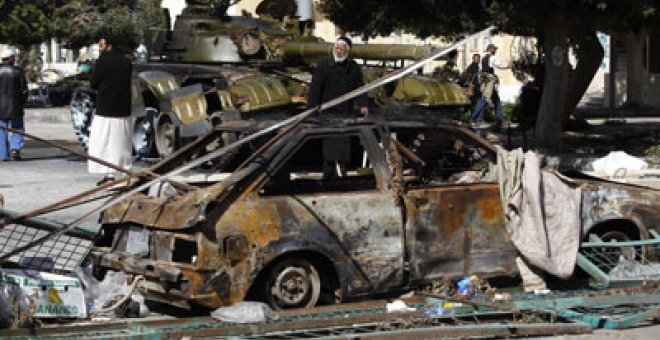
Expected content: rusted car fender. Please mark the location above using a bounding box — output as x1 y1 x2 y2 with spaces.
580 182 660 240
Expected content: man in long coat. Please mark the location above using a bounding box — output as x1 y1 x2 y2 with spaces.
88 36 133 185
307 36 368 117
307 37 368 178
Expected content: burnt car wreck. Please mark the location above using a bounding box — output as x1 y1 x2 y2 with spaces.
88 117 660 311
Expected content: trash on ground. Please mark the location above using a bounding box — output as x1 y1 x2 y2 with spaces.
456 275 478 298
591 151 648 177
608 256 660 280
86 271 148 318
210 301 278 323
385 299 417 313
422 304 446 317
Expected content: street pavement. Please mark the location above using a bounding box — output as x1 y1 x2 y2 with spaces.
2 107 108 228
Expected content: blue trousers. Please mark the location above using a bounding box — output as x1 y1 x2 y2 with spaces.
0 116 24 160
470 91 502 123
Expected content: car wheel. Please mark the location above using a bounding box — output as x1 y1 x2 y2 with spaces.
586 229 636 265
133 107 157 158
598 230 632 242
265 258 321 310
70 88 95 149
154 114 177 157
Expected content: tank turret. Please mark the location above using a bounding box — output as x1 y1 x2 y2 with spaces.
151 0 446 66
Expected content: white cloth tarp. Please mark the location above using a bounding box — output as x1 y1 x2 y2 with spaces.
497 147 581 279
87 115 133 175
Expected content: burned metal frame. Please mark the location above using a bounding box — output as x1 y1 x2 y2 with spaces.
0 26 497 268
88 118 519 310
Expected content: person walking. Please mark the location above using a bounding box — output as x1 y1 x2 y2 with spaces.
0 48 28 161
462 53 481 110
307 36 368 177
470 43 510 130
88 36 133 185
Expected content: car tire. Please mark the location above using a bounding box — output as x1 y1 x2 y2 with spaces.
264 258 321 310
132 107 158 158
154 113 178 158
70 87 95 149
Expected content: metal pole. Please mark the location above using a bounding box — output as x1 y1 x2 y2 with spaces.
0 26 497 262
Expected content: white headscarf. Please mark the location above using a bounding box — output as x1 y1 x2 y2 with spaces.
333 38 351 63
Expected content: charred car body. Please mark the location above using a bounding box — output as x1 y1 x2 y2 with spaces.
89 117 660 311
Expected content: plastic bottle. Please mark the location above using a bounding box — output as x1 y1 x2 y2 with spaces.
457 275 478 298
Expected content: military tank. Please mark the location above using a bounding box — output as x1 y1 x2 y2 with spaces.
70 0 469 158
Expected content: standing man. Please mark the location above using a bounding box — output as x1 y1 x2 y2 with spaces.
0 49 28 161
307 36 368 117
88 36 133 185
294 0 314 35
307 36 368 177
462 53 481 110
470 43 510 130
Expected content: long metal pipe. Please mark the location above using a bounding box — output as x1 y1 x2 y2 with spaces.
0 26 496 262
283 42 441 61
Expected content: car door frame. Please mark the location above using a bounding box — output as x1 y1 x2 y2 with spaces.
251 125 408 293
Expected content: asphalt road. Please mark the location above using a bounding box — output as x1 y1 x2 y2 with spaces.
1 107 119 228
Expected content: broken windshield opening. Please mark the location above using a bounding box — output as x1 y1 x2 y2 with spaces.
259 134 377 195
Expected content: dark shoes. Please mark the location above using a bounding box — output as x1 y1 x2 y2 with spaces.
10 150 21 161
96 176 116 186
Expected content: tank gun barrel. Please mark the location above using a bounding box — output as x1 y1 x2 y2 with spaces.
283 42 441 61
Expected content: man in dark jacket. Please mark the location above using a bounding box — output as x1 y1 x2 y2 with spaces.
88 36 133 185
470 43 510 130
462 53 481 111
307 36 368 117
0 49 28 161
307 37 368 178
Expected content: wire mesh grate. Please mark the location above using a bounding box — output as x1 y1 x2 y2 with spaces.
0 224 91 273
579 240 660 280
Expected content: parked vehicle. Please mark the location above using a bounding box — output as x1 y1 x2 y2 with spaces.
89 118 660 311
69 0 468 158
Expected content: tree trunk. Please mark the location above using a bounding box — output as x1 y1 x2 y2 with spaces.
622 29 647 108
564 29 604 124
535 11 570 149
45 39 53 64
